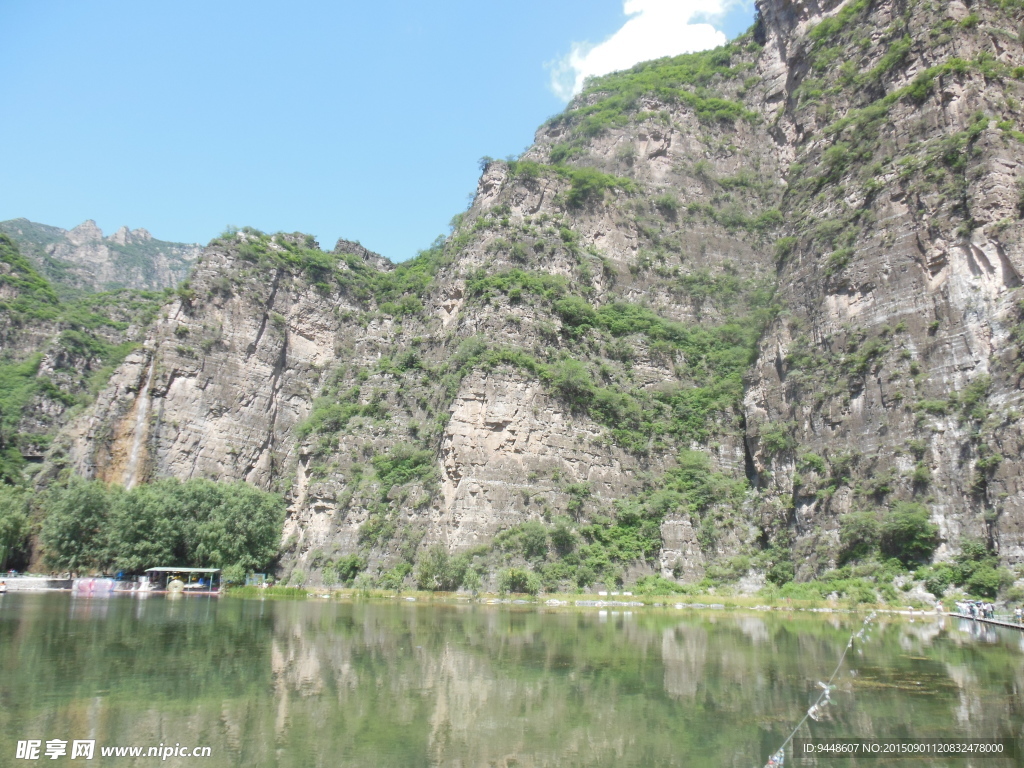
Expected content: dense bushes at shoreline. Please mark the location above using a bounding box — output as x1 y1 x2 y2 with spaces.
0 476 285 580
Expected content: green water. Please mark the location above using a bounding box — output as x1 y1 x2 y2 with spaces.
0 593 1021 767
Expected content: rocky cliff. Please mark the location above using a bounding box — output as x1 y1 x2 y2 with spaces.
746 0 1024 579
24 0 1024 596
1 218 201 293
0 233 163 484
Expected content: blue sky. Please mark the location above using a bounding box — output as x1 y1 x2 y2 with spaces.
1 1 755 261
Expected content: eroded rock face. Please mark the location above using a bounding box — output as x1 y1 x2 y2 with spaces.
43 0 1024 588
743 0 1024 574
0 217 200 291
436 370 646 548
66 242 349 490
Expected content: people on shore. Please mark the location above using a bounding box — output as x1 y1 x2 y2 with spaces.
952 601 1012 621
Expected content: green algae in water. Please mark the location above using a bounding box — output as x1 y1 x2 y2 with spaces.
0 594 1020 767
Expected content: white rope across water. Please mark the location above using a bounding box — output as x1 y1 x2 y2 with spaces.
760 611 878 767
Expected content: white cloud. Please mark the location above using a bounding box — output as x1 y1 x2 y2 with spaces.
548 0 733 101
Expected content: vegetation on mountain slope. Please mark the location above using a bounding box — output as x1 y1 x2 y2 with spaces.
0 235 167 485
7 3 1024 606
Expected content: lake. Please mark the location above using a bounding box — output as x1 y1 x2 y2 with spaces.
0 592 1021 766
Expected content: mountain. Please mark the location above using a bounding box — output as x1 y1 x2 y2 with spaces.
0 218 201 294
0 232 166 484
7 0 1024 599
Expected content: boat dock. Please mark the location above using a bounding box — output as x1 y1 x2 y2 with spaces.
0 576 73 591
952 613 1024 631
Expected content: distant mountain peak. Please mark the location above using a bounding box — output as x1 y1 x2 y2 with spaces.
0 217 200 292
68 219 104 244
110 225 153 245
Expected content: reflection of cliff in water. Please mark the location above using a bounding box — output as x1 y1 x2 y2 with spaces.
255 606 1024 767
2 597 1023 767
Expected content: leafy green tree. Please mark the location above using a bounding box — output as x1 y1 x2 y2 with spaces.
321 562 339 586
921 563 957 598
964 565 1011 599
108 480 185 573
415 544 466 591
549 521 577 556
41 476 285 575
879 502 939 565
333 554 366 585
184 480 286 573
920 539 1012 598
766 559 795 585
40 478 119 572
0 486 29 569
954 539 1013 598
839 510 880 563
377 563 411 590
221 563 247 585
461 566 482 594
498 567 541 595
494 521 549 562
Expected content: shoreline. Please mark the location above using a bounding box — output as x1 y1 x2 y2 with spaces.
221 585 959 615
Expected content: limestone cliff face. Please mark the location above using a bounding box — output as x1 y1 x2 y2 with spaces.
45 0 1024 589
744 0 1024 573
66 234 344 489
0 233 161 471
0 218 200 292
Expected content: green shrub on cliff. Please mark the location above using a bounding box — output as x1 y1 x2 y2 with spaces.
839 503 939 568
468 450 743 594
546 41 757 156
371 444 436 498
0 233 60 321
879 502 940 565
918 539 1014 599
506 161 637 208
0 354 44 483
0 236 163 484
219 229 447 318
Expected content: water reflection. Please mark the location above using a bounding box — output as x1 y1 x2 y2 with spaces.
0 594 1021 767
